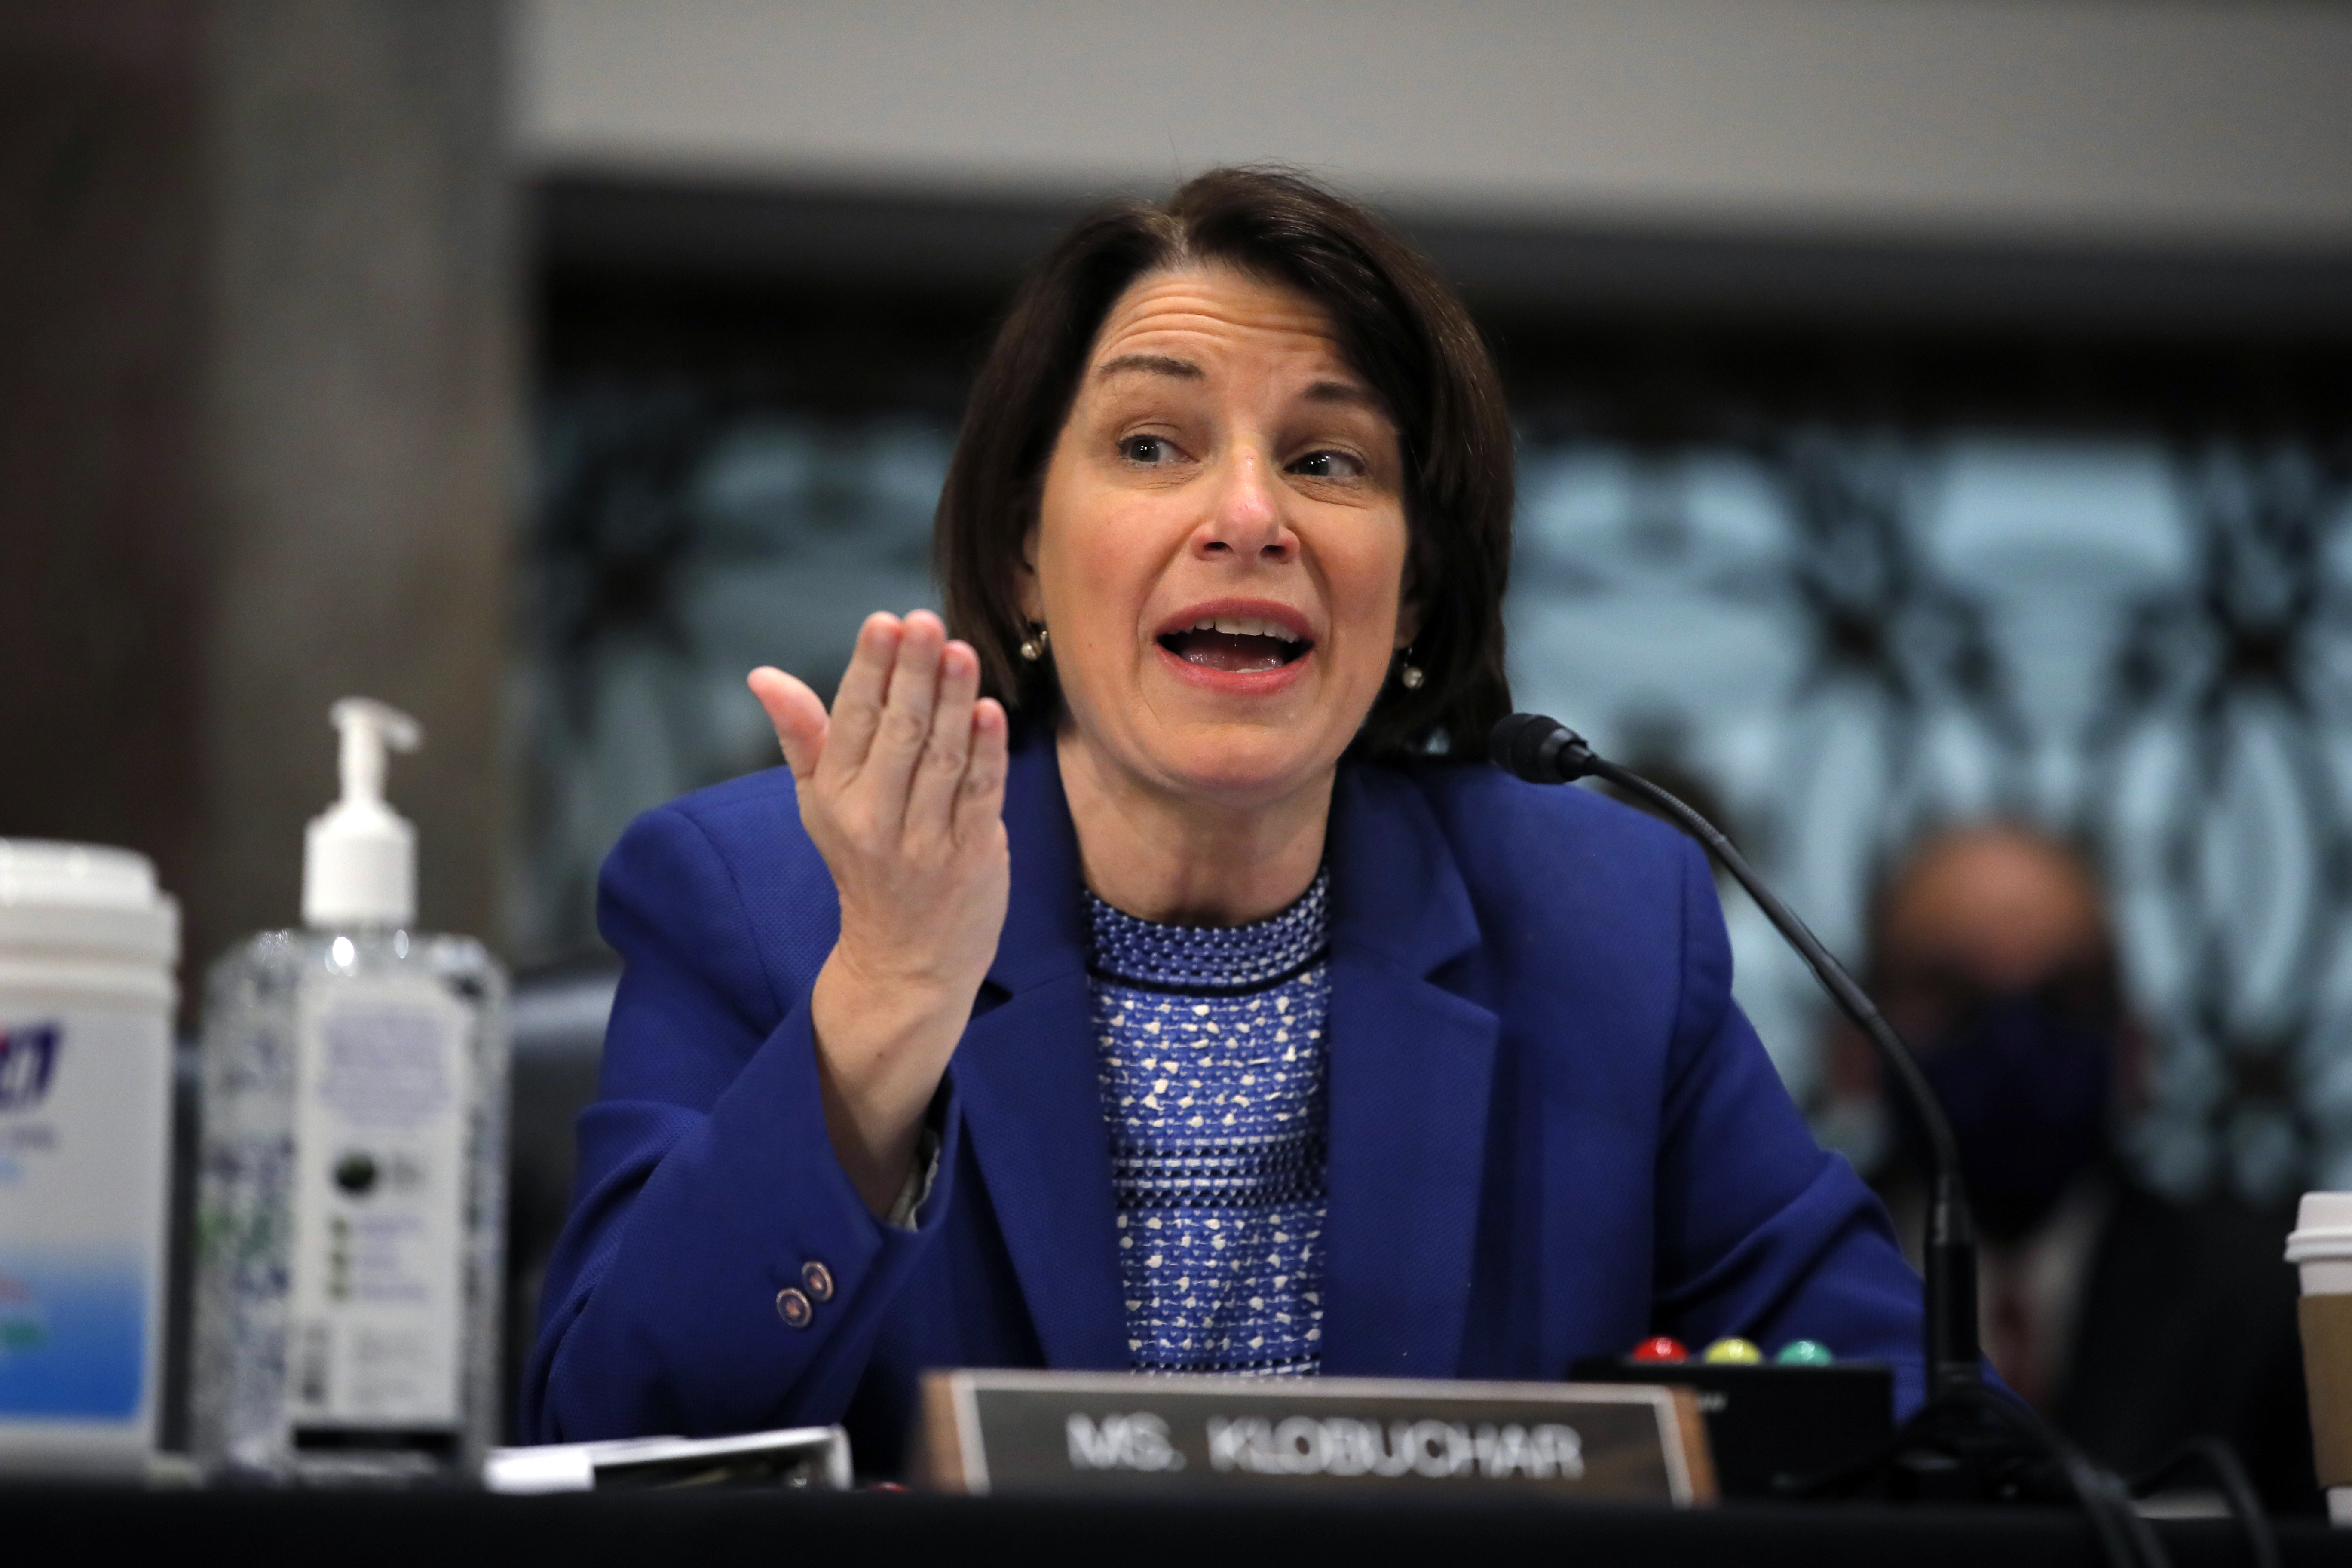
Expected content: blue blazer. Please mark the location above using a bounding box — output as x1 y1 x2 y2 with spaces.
524 727 1929 1468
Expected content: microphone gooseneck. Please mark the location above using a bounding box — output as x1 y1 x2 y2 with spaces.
1488 712 1981 1397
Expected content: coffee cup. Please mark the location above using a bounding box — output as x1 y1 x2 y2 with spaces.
2285 1192 2352 1523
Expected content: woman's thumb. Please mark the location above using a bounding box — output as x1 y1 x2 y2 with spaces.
747 667 827 781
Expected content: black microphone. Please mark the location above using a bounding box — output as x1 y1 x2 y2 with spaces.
1490 713 1981 1400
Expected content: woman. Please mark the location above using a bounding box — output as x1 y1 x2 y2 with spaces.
524 170 1924 1468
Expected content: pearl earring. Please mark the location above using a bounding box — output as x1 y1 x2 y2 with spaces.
1399 647 1425 689
1019 625 1049 662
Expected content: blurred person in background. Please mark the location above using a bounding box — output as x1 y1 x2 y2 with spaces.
1816 823 2317 1508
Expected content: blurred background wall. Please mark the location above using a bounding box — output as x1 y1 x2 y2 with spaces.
521 0 2352 247
0 0 513 996
7 0 2352 1430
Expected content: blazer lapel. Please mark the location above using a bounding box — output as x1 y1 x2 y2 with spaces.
1317 763 1500 1378
947 729 1129 1370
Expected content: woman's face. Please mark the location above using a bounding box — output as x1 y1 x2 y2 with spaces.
1024 263 1416 809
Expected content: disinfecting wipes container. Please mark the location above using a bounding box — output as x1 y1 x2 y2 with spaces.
0 841 178 1470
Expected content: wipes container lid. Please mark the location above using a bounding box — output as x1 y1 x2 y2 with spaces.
0 839 179 967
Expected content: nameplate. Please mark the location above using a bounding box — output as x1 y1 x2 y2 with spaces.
917 1370 1714 1504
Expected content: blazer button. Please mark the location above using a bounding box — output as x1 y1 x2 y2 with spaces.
775 1287 814 1329
802 1261 835 1302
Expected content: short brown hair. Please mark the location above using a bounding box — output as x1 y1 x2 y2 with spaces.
933 167 1515 759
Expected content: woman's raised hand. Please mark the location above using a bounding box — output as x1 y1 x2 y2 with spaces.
748 609 1011 1216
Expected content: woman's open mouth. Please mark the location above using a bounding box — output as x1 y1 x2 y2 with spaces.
1156 616 1313 674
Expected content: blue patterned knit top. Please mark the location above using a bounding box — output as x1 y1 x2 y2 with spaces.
1086 869 1331 1377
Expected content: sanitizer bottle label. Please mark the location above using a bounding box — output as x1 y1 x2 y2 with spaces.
286 976 471 1433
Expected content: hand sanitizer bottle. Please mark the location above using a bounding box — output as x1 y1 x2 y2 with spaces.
191 699 507 1482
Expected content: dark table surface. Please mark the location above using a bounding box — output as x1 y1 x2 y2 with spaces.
13 1485 2350 1568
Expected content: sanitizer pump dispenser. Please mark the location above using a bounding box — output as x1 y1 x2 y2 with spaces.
302 698 423 928
193 698 508 1483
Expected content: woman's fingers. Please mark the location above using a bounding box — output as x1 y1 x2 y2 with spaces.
747 666 829 782
859 610 948 824
953 698 1011 845
756 609 1002 865
822 612 904 779
903 639 983 844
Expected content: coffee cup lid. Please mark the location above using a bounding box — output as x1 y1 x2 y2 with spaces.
2285 1192 2352 1262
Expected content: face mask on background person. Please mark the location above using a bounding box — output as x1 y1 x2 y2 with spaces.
1901 980 2117 1243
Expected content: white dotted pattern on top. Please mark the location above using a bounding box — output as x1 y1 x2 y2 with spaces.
1087 870 1331 1377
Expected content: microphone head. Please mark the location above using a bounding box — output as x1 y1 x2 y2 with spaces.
1489 713 1594 782
1488 712 1551 775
